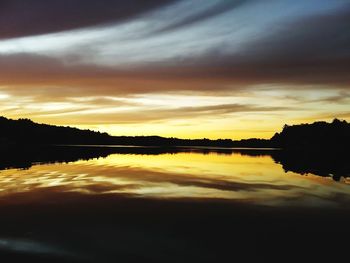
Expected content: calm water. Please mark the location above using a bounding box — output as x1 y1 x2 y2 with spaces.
0 149 349 207
0 148 349 262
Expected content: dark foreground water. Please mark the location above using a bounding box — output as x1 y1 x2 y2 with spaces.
0 146 349 262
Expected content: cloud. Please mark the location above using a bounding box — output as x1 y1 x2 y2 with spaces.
0 0 176 39
149 0 249 35
308 91 350 104
231 6 350 85
2 99 291 125
0 53 243 99
1 2 349 93
139 3 350 86
146 5 350 86
171 103 291 116
0 0 349 133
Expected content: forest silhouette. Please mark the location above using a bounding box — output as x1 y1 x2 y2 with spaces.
0 116 272 147
0 116 348 180
1 116 348 149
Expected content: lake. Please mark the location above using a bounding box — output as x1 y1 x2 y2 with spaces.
0 147 349 262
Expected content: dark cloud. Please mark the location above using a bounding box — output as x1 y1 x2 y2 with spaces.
1 5 349 96
189 5 350 85
151 0 249 34
0 53 239 97
122 4 350 86
0 0 176 39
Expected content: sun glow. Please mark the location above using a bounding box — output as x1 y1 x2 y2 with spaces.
0 0 349 139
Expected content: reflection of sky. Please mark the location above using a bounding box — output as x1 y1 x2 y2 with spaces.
0 152 349 207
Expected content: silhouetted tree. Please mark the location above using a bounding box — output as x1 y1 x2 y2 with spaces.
271 119 349 150
1 116 348 150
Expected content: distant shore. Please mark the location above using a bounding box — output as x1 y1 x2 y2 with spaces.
0 116 349 150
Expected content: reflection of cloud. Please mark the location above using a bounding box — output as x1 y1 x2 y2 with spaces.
0 151 349 208
0 164 300 197
0 238 75 259
0 152 322 204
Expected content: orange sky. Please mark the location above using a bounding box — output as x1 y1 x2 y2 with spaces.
0 0 349 139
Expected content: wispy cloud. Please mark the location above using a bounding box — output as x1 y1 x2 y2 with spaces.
0 0 348 138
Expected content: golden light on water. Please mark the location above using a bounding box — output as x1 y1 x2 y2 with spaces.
0 152 348 206
0 2 349 261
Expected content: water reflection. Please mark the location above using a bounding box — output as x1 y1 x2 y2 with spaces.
271 150 349 182
1 146 350 262
0 146 349 207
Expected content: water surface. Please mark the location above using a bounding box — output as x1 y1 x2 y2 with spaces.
0 147 349 262
0 149 349 207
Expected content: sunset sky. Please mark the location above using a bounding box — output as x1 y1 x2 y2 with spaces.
0 0 349 139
